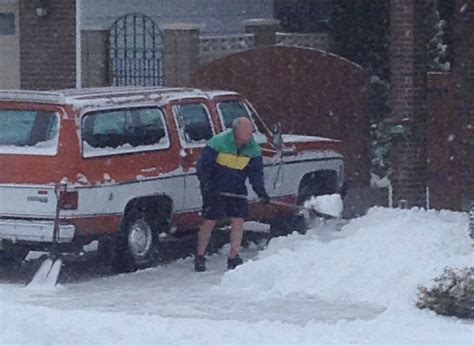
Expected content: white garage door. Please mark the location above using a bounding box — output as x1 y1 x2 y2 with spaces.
0 0 19 89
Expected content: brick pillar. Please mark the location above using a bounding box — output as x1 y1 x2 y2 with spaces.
19 0 76 90
452 0 474 210
162 24 200 87
81 30 108 88
243 19 280 47
426 73 464 210
389 0 431 208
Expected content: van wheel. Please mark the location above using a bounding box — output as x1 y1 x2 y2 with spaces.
112 210 160 272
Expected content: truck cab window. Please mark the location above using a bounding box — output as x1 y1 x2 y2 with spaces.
217 100 268 142
174 103 214 145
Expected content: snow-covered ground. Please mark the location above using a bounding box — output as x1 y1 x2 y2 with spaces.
1 207 473 344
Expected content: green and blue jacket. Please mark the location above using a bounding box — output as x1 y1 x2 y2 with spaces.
196 130 267 198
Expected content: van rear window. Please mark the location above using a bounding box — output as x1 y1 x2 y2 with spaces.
0 110 59 156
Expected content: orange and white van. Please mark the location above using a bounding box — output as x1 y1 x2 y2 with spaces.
0 87 344 270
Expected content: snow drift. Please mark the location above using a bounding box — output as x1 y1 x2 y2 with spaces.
221 207 473 309
1 207 473 344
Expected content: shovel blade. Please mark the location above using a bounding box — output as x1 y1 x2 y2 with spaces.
26 256 62 288
304 194 343 219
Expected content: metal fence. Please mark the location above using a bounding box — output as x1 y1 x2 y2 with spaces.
109 13 164 86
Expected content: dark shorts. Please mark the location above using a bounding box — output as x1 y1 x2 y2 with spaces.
201 191 249 220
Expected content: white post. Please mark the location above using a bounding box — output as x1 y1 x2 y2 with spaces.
388 183 393 208
426 186 430 210
75 0 82 88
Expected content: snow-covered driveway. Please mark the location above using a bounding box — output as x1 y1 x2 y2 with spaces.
2 249 382 325
1 208 473 344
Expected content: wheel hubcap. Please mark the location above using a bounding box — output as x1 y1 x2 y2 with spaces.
128 220 152 257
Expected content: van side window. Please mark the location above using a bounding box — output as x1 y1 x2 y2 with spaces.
0 110 58 147
174 103 214 145
0 110 59 156
82 107 169 157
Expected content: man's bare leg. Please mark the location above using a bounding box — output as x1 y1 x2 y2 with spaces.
196 219 216 256
229 217 245 258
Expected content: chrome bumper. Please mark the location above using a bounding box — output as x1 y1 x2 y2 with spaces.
0 219 75 243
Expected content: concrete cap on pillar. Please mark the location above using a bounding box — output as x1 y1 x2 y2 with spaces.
161 23 202 31
242 18 281 28
243 18 280 47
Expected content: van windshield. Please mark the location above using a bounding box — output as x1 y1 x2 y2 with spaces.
0 110 59 156
217 100 269 143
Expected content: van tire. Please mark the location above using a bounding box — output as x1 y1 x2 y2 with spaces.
111 209 160 272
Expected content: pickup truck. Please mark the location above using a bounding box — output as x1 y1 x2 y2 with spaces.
0 87 344 270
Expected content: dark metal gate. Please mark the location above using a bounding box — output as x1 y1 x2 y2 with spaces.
109 13 163 86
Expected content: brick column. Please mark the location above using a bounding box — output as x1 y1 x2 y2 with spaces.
19 0 76 90
243 19 280 47
391 142 428 208
452 0 474 209
81 30 108 88
426 73 464 210
162 24 200 87
389 0 431 208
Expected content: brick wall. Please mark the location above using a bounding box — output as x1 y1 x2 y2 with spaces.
390 0 429 130
453 0 474 209
390 142 428 208
19 0 76 90
389 0 430 208
426 73 464 210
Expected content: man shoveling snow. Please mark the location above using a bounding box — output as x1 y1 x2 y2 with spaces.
195 117 270 272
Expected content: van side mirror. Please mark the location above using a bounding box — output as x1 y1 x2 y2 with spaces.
271 122 283 150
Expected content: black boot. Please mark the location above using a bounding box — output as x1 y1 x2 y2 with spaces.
194 255 206 272
227 255 243 270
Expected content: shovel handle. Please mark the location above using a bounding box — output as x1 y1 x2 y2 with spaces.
219 192 249 199
219 192 304 210
219 192 336 219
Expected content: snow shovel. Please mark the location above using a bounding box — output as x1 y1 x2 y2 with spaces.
26 183 65 288
219 192 341 219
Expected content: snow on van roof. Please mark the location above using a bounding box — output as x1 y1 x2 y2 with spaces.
0 87 238 109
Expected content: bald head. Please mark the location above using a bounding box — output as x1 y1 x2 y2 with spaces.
232 117 254 147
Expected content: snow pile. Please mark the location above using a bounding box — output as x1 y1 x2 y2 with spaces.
1 207 473 344
304 193 343 217
221 207 472 309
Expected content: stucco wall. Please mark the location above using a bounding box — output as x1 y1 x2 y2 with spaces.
0 0 19 89
80 0 273 34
